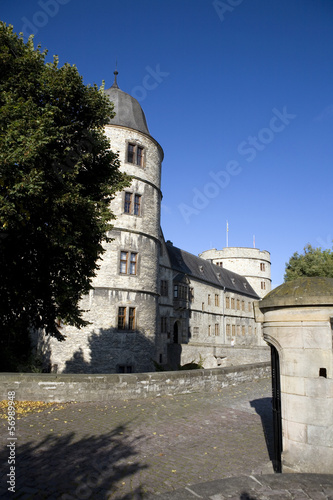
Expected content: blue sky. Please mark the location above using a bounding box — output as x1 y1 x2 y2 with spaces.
2 0 333 288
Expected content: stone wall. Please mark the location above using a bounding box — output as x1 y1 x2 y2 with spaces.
199 247 271 298
180 344 270 368
0 362 271 403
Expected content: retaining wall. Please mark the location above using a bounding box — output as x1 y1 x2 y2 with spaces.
0 362 271 403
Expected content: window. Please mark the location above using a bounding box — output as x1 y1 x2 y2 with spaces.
208 294 211 305
124 192 141 216
226 323 231 336
216 262 223 267
237 325 240 336
118 365 133 373
161 317 168 333
225 296 230 308
118 307 136 331
129 307 136 330
129 253 137 275
215 294 219 307
174 284 187 300
202 302 205 311
261 281 266 290
232 324 235 336
260 262 265 271
189 287 194 302
118 307 126 330
127 143 144 166
231 298 235 309
127 143 135 163
120 252 128 274
242 300 245 311
134 194 141 215
124 192 132 213
161 280 169 297
242 325 245 336
237 299 240 310
248 302 252 312
120 252 137 275
215 324 219 336
208 324 211 336
136 146 144 166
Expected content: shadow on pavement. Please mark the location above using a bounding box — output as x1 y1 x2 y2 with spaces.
250 397 274 463
1 423 148 499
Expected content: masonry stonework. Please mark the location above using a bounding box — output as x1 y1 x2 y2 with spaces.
255 277 333 474
200 247 271 298
38 74 270 374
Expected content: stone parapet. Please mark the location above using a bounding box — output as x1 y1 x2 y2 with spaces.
0 362 270 403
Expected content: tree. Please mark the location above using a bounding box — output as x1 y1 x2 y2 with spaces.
0 23 130 367
284 244 333 282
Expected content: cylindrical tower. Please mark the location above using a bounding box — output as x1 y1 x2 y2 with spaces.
199 247 271 298
46 72 164 373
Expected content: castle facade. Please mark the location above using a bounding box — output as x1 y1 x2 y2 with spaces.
39 73 271 373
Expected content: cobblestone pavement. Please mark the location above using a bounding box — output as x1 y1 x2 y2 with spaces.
1 377 276 499
147 474 333 500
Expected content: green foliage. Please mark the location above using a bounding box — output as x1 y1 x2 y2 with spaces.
179 356 205 370
0 23 130 359
284 243 333 282
152 360 165 372
179 362 202 370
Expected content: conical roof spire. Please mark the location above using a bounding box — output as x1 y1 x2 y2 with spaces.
111 61 119 89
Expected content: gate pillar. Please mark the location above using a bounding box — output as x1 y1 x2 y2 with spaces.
254 277 333 474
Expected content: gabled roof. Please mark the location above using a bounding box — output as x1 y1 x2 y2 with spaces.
166 242 259 299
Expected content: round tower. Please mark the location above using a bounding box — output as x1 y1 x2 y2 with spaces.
92 71 164 372
199 247 271 298
46 72 164 373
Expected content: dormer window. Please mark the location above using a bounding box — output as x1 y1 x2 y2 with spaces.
243 283 247 289
127 143 144 166
231 278 235 285
199 266 204 273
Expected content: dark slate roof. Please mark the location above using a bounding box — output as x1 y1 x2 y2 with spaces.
104 73 150 135
166 242 259 299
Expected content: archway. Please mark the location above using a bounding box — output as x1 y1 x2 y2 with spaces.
173 321 179 344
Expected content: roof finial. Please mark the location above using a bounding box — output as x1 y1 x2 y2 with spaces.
111 60 119 89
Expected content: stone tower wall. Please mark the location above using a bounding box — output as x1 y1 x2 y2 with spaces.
45 125 163 373
199 247 271 298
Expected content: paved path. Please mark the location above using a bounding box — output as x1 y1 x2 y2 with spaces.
0 378 273 498
1 377 331 499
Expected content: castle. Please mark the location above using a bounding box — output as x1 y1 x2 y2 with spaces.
39 72 271 373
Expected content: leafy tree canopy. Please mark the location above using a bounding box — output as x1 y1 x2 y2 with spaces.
284 243 333 282
0 23 130 360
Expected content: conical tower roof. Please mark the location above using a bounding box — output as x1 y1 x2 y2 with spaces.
104 70 150 136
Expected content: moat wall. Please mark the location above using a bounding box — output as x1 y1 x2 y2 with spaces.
0 362 270 403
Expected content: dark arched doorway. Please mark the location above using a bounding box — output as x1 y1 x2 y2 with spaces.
167 321 182 369
173 321 179 344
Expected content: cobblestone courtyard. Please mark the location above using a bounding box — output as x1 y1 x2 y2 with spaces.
0 377 274 499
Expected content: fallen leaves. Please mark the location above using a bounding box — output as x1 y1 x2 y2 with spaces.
0 400 65 420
